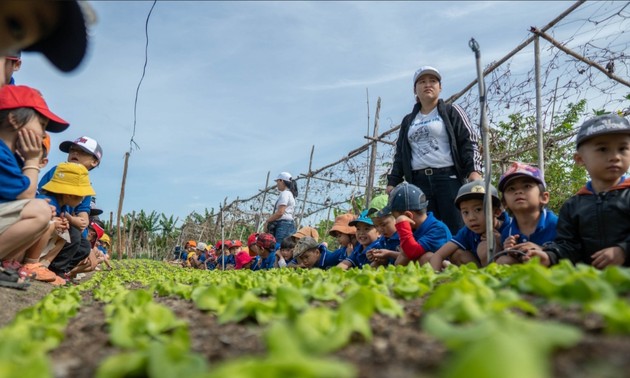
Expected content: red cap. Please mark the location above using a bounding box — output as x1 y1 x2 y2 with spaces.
256 233 276 250
247 233 259 247
235 251 254 269
0 85 69 133
90 221 104 240
231 239 243 248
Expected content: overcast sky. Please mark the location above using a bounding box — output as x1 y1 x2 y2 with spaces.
16 1 577 225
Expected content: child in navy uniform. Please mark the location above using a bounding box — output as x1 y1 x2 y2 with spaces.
426 180 505 271
293 237 345 269
251 233 277 270
377 182 452 266
327 213 357 258
337 210 381 270
496 162 557 265
537 114 630 268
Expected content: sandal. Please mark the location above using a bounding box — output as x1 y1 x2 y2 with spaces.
0 267 30 290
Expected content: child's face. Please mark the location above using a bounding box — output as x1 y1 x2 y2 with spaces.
68 145 99 170
228 246 240 255
502 177 548 213
355 222 379 247
63 194 84 208
331 232 351 246
575 134 630 186
296 249 320 268
373 215 396 238
278 247 294 260
459 199 486 234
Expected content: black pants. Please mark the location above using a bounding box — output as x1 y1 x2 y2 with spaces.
49 226 91 275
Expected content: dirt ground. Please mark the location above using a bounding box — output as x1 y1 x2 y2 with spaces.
2 276 630 378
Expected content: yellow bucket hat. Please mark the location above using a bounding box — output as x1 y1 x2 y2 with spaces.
100 233 111 245
42 162 96 197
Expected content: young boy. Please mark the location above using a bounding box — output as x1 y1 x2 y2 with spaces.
250 233 277 271
38 135 103 279
33 162 96 284
275 236 297 268
293 236 345 269
367 195 401 267
377 182 452 266
215 240 236 270
537 114 630 269
495 162 557 265
426 180 505 271
327 213 357 258
336 210 381 270
0 85 69 280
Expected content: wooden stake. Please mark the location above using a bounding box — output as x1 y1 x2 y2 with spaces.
116 152 130 260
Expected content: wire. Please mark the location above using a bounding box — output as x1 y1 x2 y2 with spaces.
129 0 157 153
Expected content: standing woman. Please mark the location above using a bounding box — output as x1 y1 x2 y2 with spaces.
265 172 298 244
387 66 483 234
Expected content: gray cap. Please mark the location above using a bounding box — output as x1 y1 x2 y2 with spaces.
292 237 320 259
576 114 630 148
454 180 500 209
377 182 428 217
413 66 441 87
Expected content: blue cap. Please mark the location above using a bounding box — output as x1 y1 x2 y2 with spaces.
349 209 374 227
575 114 630 148
377 182 428 217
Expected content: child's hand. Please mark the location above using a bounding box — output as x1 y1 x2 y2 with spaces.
521 246 551 267
429 255 443 272
591 246 625 269
366 249 375 261
17 129 43 162
395 214 415 226
503 235 519 250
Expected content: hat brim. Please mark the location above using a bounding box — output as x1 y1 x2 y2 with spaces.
23 1 87 73
42 181 95 197
498 174 544 192
90 208 103 216
455 193 501 209
328 224 356 236
348 218 374 227
375 205 393 218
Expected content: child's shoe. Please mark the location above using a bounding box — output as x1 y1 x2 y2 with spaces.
19 263 56 282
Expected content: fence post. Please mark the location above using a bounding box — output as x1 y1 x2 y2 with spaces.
365 97 381 206
534 35 545 176
297 145 315 229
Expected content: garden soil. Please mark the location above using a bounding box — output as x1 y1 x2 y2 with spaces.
2 272 630 378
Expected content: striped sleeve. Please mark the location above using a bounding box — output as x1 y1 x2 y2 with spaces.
453 103 483 174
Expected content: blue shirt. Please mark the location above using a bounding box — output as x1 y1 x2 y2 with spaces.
36 192 72 216
0 140 29 203
501 208 558 246
451 211 512 258
344 239 381 268
373 232 400 265
252 250 276 271
413 212 452 252
316 245 346 269
215 254 236 269
39 165 92 215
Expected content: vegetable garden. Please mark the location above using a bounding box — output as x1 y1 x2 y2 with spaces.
2 259 630 377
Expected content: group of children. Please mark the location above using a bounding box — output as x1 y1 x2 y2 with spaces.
0 82 110 289
172 113 630 273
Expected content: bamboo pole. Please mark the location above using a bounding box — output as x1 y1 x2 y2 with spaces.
297 145 315 229
116 152 130 260
446 0 586 104
365 97 381 206
128 210 136 259
255 171 270 232
531 27 630 88
534 36 545 176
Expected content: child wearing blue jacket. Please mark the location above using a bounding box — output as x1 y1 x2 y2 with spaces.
293 237 345 269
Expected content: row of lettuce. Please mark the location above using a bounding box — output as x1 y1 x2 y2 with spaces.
2 259 630 377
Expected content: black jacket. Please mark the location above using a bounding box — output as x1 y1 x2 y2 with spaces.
543 178 630 266
387 99 482 187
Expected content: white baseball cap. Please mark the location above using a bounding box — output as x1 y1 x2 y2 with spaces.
276 172 292 181
60 136 103 161
413 66 442 86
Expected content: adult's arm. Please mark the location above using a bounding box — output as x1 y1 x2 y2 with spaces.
450 103 483 179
